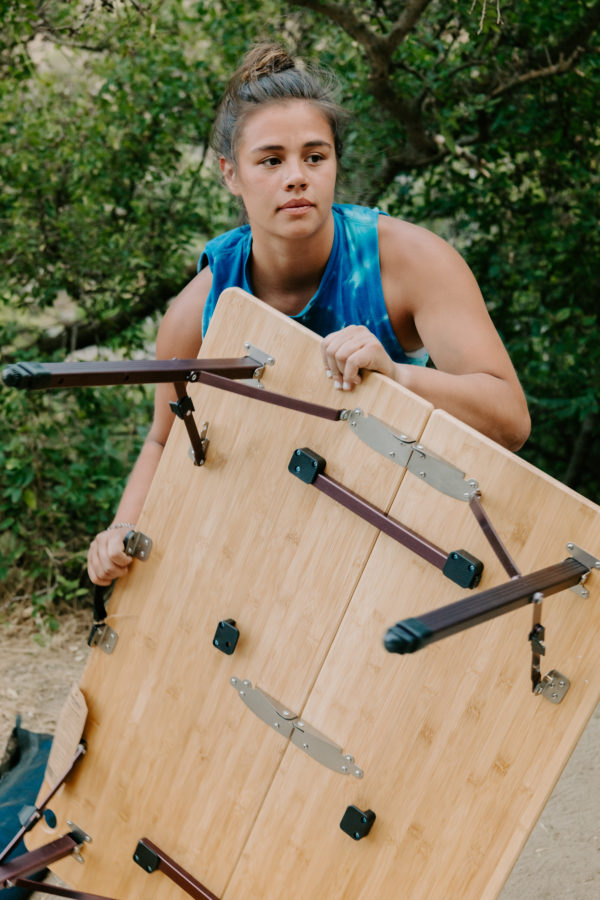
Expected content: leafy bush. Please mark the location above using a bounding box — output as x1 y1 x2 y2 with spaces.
0 374 153 624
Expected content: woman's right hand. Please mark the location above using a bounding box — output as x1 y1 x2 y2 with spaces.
87 526 135 586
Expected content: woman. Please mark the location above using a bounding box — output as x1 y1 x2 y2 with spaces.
87 43 530 586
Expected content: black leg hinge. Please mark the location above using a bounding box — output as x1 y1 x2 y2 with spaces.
529 623 546 655
170 394 195 419
340 805 376 841
443 549 483 589
288 448 326 484
213 619 239 655
133 839 160 873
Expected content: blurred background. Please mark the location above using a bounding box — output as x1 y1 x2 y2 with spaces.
1 0 598 622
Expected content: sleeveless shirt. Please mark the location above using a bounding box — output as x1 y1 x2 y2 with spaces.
198 203 428 366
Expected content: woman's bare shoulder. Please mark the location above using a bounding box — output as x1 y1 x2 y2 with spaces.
157 266 213 359
378 214 467 273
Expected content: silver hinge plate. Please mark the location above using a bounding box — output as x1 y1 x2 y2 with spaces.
567 543 600 598
244 342 275 371
534 670 570 704
345 408 413 467
291 719 363 778
124 530 152 561
345 409 479 501
237 378 265 389
230 677 363 777
66 819 92 863
231 677 296 739
88 623 118 655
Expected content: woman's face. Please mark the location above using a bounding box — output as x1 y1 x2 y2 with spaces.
220 100 337 244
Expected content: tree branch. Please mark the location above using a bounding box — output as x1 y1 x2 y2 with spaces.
490 46 585 98
3 269 196 361
387 0 436 53
294 1 439 161
292 0 386 57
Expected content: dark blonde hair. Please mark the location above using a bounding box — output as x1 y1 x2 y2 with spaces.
211 43 347 162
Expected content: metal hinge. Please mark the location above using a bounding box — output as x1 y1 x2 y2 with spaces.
188 421 210 465
342 409 479 501
88 623 118 654
230 677 363 778
88 530 152 655
242 342 275 385
534 670 570 704
67 820 92 864
124 529 152 561
567 543 600 598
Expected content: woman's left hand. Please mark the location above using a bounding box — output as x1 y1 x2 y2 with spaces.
321 325 394 391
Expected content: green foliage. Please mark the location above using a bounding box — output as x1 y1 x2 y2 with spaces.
0 375 152 622
0 0 229 339
1 0 599 622
376 2 600 499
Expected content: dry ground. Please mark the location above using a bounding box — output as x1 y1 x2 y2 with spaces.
1 608 598 899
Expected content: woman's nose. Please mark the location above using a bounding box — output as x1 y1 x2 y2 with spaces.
284 160 307 189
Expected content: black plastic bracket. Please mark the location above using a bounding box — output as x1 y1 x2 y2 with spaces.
133 837 220 899
288 448 326 484
443 549 483 589
340 805 376 841
169 394 195 419
212 619 239 655
529 623 546 655
133 839 160 873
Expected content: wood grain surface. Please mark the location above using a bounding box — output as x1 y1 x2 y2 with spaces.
25 289 600 899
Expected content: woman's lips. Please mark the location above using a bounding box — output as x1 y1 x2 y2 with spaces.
279 199 315 212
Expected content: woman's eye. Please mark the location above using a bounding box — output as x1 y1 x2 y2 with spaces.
261 157 281 167
307 153 324 164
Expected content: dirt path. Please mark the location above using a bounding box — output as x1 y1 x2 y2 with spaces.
1 611 597 899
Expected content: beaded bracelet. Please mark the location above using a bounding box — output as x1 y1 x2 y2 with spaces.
108 522 136 531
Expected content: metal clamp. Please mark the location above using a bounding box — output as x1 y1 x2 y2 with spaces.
534 670 570 704
230 678 363 778
188 421 210 465
344 409 479 501
242 342 275 385
124 530 152 561
243 342 275 370
567 543 600 598
66 820 92 864
87 623 118 654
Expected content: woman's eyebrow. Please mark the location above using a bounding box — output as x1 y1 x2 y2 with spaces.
250 139 333 153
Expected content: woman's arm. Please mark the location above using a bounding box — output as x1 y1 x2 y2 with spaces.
321 216 530 451
87 267 213 585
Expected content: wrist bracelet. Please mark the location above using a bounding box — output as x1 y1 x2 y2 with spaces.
108 522 136 531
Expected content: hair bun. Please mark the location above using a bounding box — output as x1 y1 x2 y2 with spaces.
237 43 296 84
212 41 346 162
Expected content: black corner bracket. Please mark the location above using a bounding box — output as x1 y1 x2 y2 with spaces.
443 549 483 589
340 805 376 841
169 393 195 419
133 839 160 873
288 447 326 484
213 619 239 655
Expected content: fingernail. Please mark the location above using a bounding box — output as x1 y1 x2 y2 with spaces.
342 381 351 391
326 369 332 378
333 381 341 390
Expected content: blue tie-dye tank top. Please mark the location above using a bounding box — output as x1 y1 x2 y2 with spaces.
199 203 428 366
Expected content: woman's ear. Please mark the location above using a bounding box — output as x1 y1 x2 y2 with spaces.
219 157 240 195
